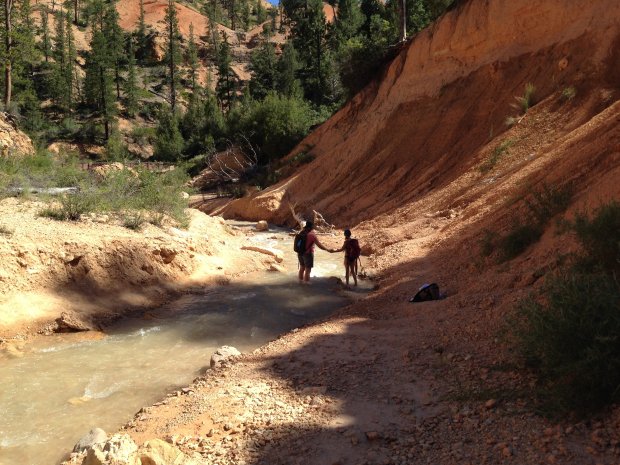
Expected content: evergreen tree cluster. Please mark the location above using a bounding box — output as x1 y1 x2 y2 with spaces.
0 0 454 185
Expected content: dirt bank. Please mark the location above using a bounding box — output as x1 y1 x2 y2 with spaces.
0 198 279 341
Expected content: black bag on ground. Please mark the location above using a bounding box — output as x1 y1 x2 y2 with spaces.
409 283 441 302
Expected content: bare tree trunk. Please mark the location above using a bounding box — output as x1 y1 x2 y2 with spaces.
100 66 109 140
399 0 406 42
74 0 79 24
4 0 14 108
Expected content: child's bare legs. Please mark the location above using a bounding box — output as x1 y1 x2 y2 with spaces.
348 261 358 286
298 266 306 282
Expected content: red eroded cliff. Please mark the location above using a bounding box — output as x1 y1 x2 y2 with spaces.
218 0 620 228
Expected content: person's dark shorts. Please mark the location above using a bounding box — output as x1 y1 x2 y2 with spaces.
345 256 357 265
298 252 314 268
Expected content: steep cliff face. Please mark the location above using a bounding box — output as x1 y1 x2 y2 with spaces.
220 0 620 226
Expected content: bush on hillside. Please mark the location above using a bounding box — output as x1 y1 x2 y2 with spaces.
0 150 88 195
494 184 572 261
232 93 320 165
153 109 184 161
499 223 542 261
572 201 620 275
511 201 620 415
10 151 192 228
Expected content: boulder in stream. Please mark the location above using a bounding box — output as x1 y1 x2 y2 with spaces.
210 345 241 368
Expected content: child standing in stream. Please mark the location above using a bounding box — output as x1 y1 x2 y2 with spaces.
330 229 361 287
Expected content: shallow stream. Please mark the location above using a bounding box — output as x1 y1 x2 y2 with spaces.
0 225 368 465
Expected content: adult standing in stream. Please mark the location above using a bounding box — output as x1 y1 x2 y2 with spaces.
295 221 330 284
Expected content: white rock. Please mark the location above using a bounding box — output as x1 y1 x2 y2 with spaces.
73 428 107 453
255 220 269 231
210 346 241 368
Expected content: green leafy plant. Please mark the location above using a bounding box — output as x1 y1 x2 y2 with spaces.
493 183 573 261
40 193 95 221
515 82 536 113
560 86 576 102
525 183 574 226
499 223 543 261
122 211 145 230
479 229 498 257
480 138 514 173
572 201 620 275
511 201 620 415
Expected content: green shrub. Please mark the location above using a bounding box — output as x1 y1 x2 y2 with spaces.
479 229 498 257
513 271 620 415
106 131 129 161
40 192 95 221
511 201 620 415
572 201 620 275
515 83 536 114
130 126 157 145
0 150 88 193
290 151 315 165
480 139 514 173
499 223 543 261
128 168 190 226
233 93 320 165
560 86 576 102
122 211 145 230
525 183 573 225
493 184 572 261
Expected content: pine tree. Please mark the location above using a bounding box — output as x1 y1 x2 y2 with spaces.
74 0 80 25
277 42 301 98
3 0 15 107
215 33 236 112
181 85 207 156
13 0 38 95
256 0 266 23
154 107 183 161
282 0 328 103
64 8 76 108
104 3 124 99
124 37 138 117
163 0 181 111
84 29 116 139
249 41 277 100
241 0 251 30
40 5 51 63
208 15 220 59
187 23 199 91
50 7 67 106
333 0 363 45
136 0 147 61
86 0 107 32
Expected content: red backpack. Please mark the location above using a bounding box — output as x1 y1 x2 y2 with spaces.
344 238 361 259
